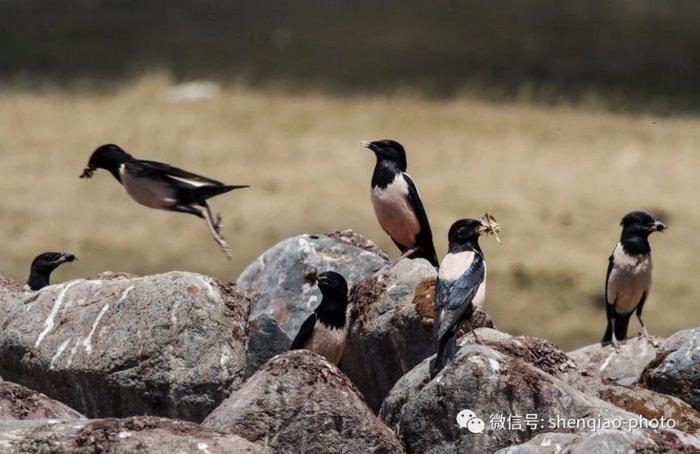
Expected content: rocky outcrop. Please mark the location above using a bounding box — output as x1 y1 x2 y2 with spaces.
0 379 84 421
0 272 249 423
203 350 404 453
244 313 291 379
496 428 700 453
239 232 387 339
0 416 269 453
567 335 662 388
641 327 700 410
339 258 437 412
380 328 638 453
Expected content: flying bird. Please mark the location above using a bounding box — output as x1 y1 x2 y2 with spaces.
80 144 247 258
290 270 349 365
360 139 439 267
603 211 666 349
430 215 501 378
27 252 76 291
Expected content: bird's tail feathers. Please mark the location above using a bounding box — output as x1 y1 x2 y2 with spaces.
602 312 632 343
430 331 457 378
191 184 249 202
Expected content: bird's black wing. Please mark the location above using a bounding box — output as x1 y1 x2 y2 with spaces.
290 313 317 350
126 159 224 186
604 248 615 306
402 173 439 266
436 253 485 339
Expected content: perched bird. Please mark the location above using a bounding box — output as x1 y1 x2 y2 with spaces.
80 144 247 258
360 139 438 267
430 215 501 378
27 252 76 291
290 270 349 365
603 211 666 349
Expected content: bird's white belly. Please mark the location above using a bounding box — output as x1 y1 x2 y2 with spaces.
120 166 177 209
307 323 347 365
607 245 652 314
371 177 420 248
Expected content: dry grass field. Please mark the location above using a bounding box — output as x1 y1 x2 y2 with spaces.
1 75 698 349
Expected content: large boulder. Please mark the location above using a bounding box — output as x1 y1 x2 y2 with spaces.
244 313 291 379
238 231 388 339
0 416 269 453
380 328 638 454
0 271 249 422
339 258 437 412
640 327 700 410
496 429 700 453
203 350 404 453
0 379 84 421
567 335 662 387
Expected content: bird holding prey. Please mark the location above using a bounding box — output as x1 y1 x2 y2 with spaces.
27 252 76 291
430 214 501 378
602 210 666 349
80 144 247 258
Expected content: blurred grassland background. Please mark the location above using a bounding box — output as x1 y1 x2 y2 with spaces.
1 0 700 349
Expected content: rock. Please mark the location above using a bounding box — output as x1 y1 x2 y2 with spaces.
568 335 662 387
0 416 269 453
203 350 404 453
640 327 700 410
0 271 249 423
339 258 437 412
380 328 638 453
0 379 84 421
244 313 291 378
496 429 700 453
239 232 387 339
599 384 700 436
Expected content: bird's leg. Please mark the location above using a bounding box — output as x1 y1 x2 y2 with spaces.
609 317 621 351
465 319 480 344
171 205 205 219
201 206 232 259
389 247 417 266
202 202 223 235
636 313 658 346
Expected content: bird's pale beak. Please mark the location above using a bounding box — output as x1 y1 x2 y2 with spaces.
359 140 372 149
80 167 95 179
652 221 667 232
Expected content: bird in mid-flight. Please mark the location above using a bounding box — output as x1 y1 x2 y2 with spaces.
80 144 248 258
360 139 438 267
603 210 666 349
430 215 501 378
290 270 349 365
27 252 76 291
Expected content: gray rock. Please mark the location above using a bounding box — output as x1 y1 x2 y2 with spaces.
0 271 249 422
0 379 84 421
641 327 700 410
380 328 638 454
203 350 405 453
239 232 387 339
339 258 437 412
245 313 291 378
496 429 700 453
568 335 662 387
599 384 700 436
0 416 269 453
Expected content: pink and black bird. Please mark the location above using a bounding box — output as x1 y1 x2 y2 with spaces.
80 144 247 258
360 139 438 267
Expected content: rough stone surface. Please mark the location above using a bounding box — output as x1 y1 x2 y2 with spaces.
380 328 638 454
599 384 700 436
496 429 700 453
640 327 700 410
239 232 387 339
568 335 662 387
0 379 84 421
0 416 269 453
203 350 405 454
0 271 249 423
245 313 291 378
339 258 437 412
